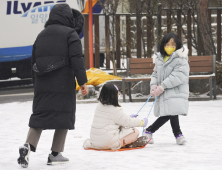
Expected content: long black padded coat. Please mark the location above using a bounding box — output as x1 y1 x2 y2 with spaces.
29 4 87 130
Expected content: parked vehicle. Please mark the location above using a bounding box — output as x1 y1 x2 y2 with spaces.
0 0 105 80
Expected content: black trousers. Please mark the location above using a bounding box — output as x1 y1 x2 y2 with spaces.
146 115 182 137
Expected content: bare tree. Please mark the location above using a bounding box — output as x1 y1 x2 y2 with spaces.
98 0 120 76
144 0 160 57
124 0 160 58
197 0 216 55
168 0 200 55
166 0 216 56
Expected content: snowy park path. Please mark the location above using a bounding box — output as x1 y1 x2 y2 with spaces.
0 100 222 170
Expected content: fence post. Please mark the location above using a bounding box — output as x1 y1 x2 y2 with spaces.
197 8 202 56
84 15 89 69
105 15 110 69
126 15 131 58
213 54 216 99
95 15 100 68
167 9 171 33
157 3 162 52
137 15 141 58
177 9 182 40
147 14 152 58
198 27 202 55
217 9 221 61
209 76 212 100
187 9 192 56
88 0 93 68
116 15 121 68
146 15 152 58
208 9 211 25
122 79 125 102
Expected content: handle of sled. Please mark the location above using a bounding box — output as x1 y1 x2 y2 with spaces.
142 97 157 135
135 95 152 116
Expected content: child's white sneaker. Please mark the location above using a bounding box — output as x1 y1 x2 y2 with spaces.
176 134 187 145
143 130 154 144
17 143 30 168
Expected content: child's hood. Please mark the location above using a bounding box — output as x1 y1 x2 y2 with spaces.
152 46 189 63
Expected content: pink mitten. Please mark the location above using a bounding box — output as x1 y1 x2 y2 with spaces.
155 85 164 96
150 85 157 96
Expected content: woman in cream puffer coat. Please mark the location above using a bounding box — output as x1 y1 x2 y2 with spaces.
83 83 148 150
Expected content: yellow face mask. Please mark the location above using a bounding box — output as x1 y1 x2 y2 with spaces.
164 47 176 56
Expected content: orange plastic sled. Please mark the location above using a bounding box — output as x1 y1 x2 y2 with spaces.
84 139 151 152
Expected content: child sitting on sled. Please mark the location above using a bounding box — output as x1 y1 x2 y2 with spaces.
83 83 149 150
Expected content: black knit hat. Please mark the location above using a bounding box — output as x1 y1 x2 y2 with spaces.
71 9 84 35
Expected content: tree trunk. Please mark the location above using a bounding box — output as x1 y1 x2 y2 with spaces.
112 14 117 76
112 52 117 76
197 0 216 55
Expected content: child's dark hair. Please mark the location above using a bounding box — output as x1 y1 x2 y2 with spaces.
98 83 120 107
160 33 183 56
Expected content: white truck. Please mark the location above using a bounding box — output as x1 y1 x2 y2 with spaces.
0 0 106 80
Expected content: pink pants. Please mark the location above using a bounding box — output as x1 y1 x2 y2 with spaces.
119 128 139 147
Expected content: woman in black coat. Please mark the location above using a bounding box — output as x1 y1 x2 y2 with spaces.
17 4 88 168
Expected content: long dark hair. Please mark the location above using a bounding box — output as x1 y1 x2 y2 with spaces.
160 33 183 56
98 83 120 107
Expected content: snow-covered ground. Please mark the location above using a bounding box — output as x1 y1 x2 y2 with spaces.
0 100 222 170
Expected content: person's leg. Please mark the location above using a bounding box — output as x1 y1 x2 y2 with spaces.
119 128 139 147
18 128 43 168
26 128 43 152
146 116 170 133
170 115 182 137
47 129 69 165
51 129 68 153
170 115 186 145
